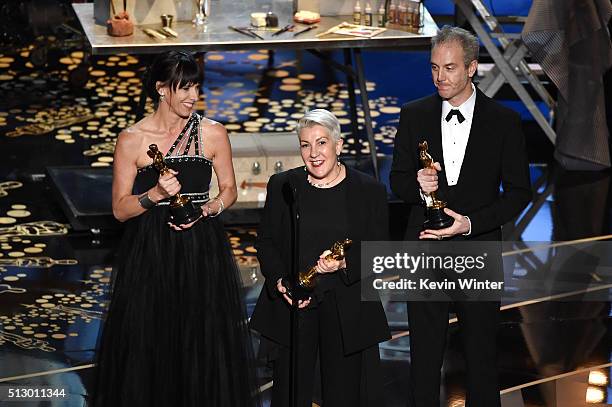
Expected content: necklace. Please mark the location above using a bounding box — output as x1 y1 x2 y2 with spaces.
308 163 343 188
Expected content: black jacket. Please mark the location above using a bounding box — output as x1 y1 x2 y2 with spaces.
389 89 532 241
249 166 391 355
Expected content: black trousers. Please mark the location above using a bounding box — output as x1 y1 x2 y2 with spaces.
272 291 362 407
407 301 501 407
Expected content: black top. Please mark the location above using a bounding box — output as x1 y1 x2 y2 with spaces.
250 166 391 354
132 113 213 206
298 177 348 301
133 157 212 204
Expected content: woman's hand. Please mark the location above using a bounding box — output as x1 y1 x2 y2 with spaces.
276 278 311 308
153 169 181 200
316 250 347 274
201 198 222 217
167 214 203 231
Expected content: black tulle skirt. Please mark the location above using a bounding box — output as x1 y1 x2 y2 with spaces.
92 207 258 407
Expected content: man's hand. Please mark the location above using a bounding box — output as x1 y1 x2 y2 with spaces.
420 208 470 240
417 162 442 193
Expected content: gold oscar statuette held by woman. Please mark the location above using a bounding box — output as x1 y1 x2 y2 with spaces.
283 238 352 300
147 144 203 226
418 141 454 230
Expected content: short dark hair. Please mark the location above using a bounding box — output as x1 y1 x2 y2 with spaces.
145 51 201 105
432 25 479 67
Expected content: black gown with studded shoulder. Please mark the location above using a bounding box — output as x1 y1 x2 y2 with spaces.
92 113 258 407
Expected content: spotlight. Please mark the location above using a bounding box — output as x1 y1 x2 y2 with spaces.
448 397 465 407
588 370 608 386
586 386 605 404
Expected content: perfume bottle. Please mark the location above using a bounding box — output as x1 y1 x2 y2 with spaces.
353 0 362 25
410 0 421 30
378 2 386 27
406 0 414 29
398 1 407 26
364 2 372 26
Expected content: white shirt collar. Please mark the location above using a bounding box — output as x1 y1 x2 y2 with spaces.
441 82 476 121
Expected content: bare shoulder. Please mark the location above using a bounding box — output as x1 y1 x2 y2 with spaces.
115 122 151 166
118 113 160 148
116 125 145 151
200 117 229 158
200 117 228 139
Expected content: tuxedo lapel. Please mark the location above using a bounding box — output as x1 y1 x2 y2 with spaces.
422 95 451 201
453 89 489 193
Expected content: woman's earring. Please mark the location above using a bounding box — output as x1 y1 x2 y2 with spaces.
159 93 165 102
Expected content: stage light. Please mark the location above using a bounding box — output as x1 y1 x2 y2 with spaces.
588 370 608 386
448 397 465 407
585 386 605 404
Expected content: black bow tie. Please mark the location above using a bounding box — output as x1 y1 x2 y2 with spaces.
445 109 465 124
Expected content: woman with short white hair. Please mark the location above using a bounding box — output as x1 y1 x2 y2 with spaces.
250 109 391 406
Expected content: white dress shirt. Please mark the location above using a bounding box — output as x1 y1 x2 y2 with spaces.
417 83 476 236
441 83 476 186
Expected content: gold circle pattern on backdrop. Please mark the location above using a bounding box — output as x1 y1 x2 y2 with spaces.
7 210 30 218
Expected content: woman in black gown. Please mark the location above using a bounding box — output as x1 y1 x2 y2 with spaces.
250 109 391 406
93 51 257 407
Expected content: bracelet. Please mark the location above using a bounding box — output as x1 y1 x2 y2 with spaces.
208 196 225 218
138 192 156 210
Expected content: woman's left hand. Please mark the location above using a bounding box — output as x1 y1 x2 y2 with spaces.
201 200 221 217
316 250 347 274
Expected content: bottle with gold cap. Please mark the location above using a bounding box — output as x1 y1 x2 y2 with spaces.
398 0 408 26
378 1 386 27
410 0 421 30
353 0 362 24
388 0 396 23
364 2 372 26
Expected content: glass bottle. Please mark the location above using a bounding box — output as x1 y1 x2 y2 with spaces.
410 0 421 30
406 1 414 29
353 1 362 25
398 1 407 26
378 2 386 27
364 2 372 26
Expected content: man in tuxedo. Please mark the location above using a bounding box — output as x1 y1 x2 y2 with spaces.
390 26 532 406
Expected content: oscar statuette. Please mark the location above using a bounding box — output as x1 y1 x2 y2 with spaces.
418 141 454 230
147 144 203 226
283 239 352 300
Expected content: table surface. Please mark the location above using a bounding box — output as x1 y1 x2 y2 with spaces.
73 3 438 55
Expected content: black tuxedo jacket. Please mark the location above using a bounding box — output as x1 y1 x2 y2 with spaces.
390 89 532 241
249 166 391 355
